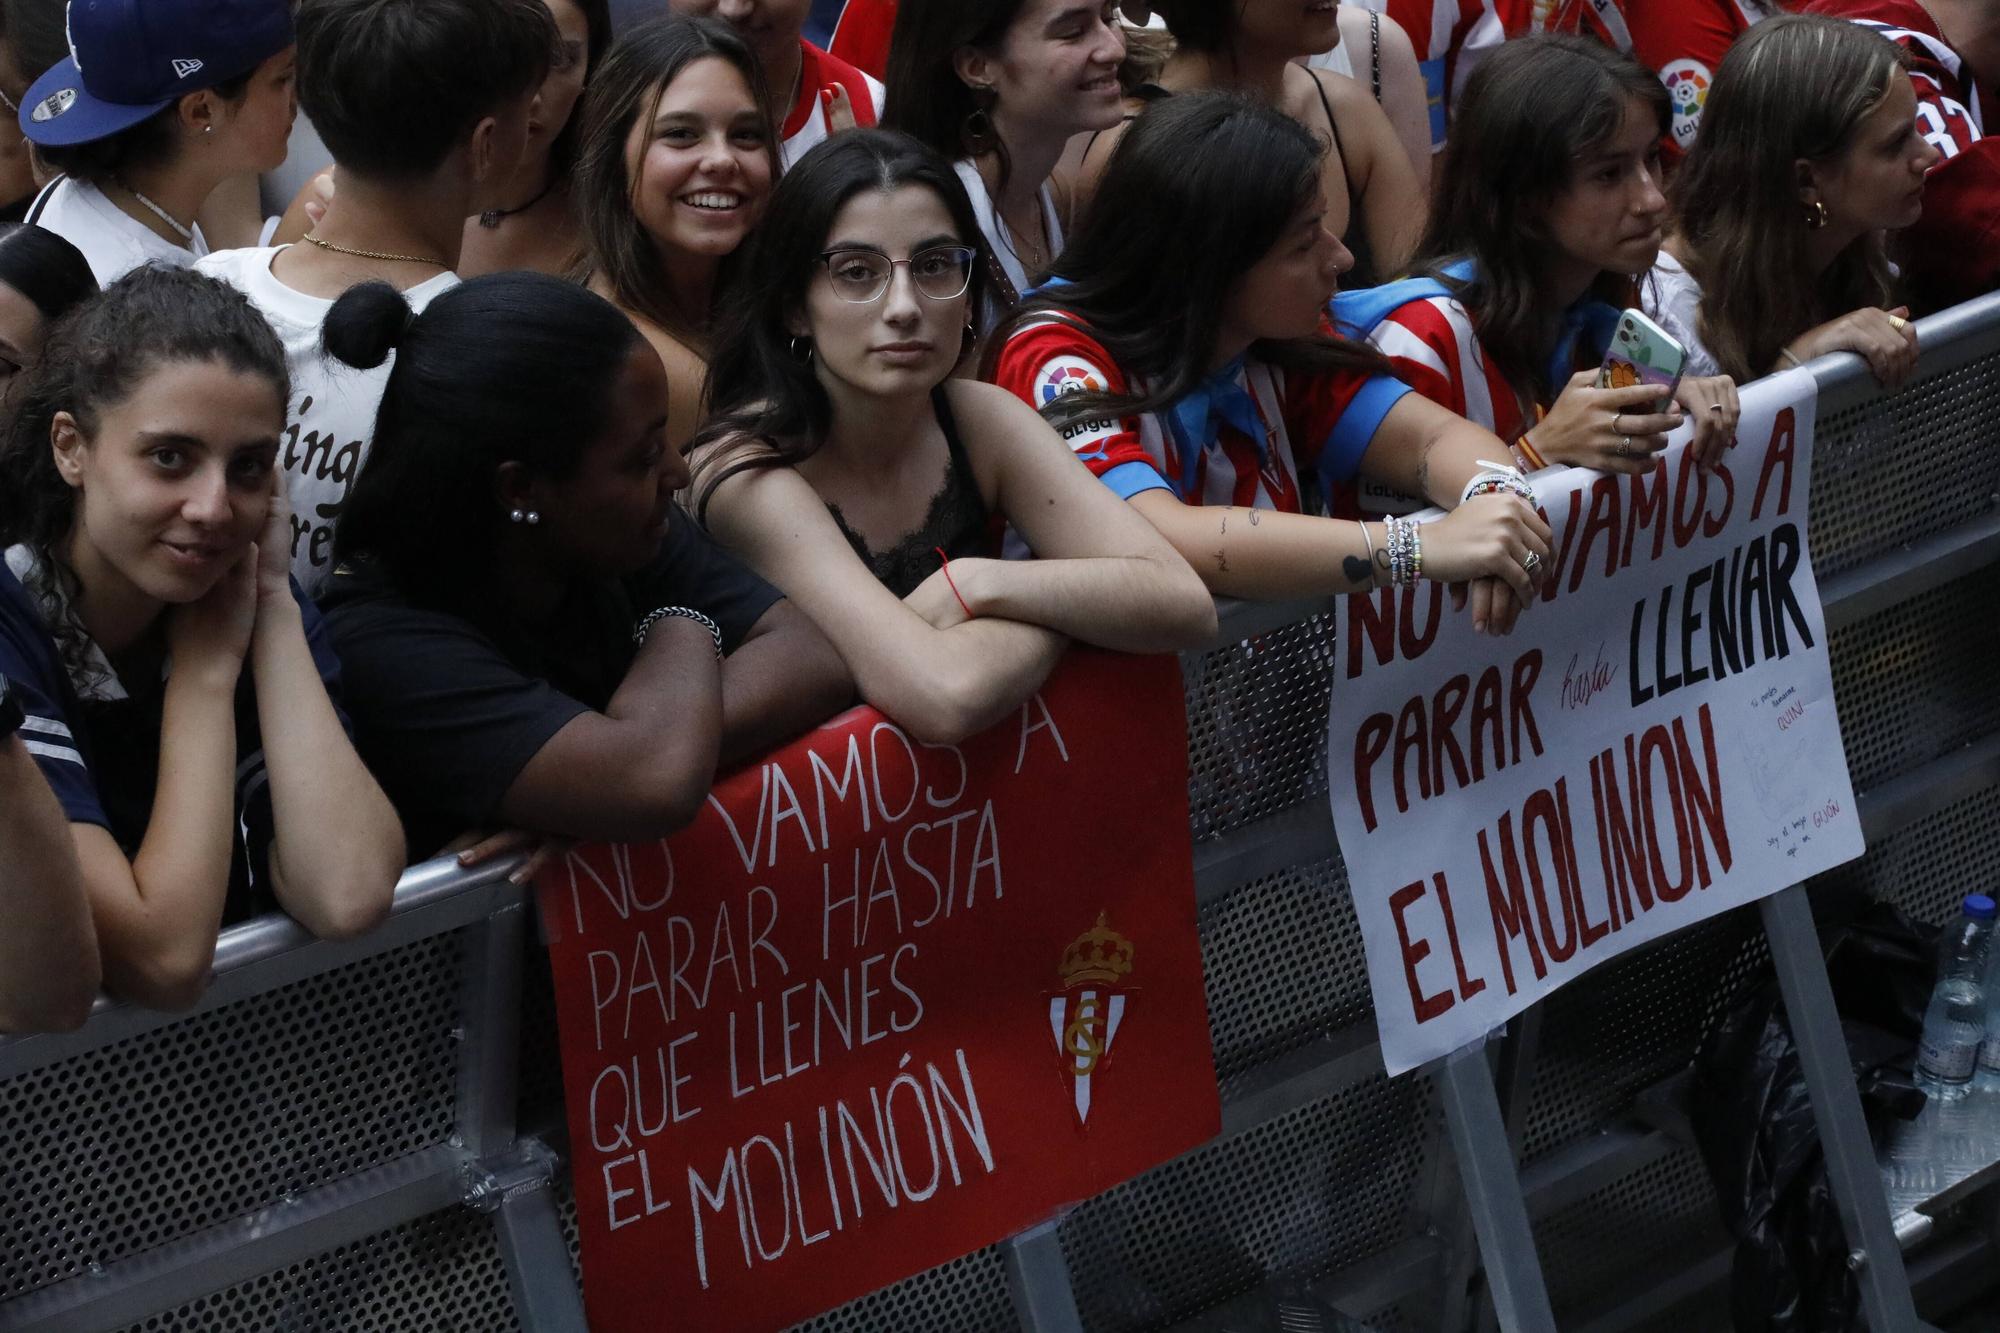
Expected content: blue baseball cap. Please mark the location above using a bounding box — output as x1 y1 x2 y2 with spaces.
20 0 295 148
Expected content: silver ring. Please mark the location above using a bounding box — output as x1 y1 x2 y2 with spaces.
1617 435 1632 457
1522 552 1543 575
1611 413 1625 434
1708 403 1724 414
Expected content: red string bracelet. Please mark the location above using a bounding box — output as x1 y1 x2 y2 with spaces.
934 546 976 620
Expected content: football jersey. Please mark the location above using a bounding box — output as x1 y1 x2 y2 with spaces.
828 0 895 80
1349 0 1507 149
1805 0 2000 311
989 317 1411 514
1501 0 1785 162
782 41 885 169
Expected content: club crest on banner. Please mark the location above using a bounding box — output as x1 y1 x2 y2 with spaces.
1049 913 1134 1126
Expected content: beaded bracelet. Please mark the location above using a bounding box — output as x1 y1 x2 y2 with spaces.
1459 460 1537 509
1384 515 1423 587
634 605 724 657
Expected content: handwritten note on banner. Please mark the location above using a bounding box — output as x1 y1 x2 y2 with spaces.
537 652 1220 1333
1329 368 1864 1076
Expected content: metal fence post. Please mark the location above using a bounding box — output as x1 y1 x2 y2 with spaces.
1002 1220 1086 1333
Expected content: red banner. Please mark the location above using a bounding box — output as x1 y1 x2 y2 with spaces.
537 651 1220 1332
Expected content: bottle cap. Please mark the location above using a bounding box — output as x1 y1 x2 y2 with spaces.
1965 894 1996 920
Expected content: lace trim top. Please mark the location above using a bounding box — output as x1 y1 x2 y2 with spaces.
824 387 997 598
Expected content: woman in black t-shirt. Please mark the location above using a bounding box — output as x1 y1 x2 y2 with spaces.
317 272 850 862
0 266 405 1013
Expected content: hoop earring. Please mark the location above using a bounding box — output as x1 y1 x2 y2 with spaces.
1804 199 1829 230
789 335 815 365
960 321 980 359
961 88 998 157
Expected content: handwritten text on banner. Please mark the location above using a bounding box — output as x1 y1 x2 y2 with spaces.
1329 369 1864 1075
538 652 1220 1333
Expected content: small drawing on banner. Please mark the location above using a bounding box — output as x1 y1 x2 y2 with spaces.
1049 913 1134 1126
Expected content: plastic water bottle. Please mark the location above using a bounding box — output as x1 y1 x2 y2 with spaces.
1977 907 2000 1093
1917 894 1996 1104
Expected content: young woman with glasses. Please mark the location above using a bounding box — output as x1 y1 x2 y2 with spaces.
687 129 1215 745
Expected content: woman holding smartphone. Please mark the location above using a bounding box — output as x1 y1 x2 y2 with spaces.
1335 35 1741 473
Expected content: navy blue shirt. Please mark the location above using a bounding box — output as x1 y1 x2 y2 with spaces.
0 546 353 924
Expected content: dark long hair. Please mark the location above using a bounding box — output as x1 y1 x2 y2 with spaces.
881 0 1031 195
690 129 988 522
1150 0 1229 52
0 223 96 321
1669 15 1904 382
324 273 643 613
547 0 614 181
573 15 779 344
0 265 287 682
987 92 1384 435
1410 34 1669 402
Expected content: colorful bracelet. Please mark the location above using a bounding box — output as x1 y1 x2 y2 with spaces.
1385 515 1423 587
634 605 723 657
1459 460 1537 509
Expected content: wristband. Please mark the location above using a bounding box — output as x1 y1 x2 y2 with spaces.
1460 460 1536 509
634 606 723 657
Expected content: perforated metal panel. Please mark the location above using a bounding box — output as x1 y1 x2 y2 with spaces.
1058 1078 1433 1332
1199 854 1373 1088
1809 356 2000 579
1518 911 1763 1164
1 935 464 1305
1825 572 2000 794
1817 785 2000 930
1531 1144 1728 1323
115 1206 517 1333
1181 617 1336 843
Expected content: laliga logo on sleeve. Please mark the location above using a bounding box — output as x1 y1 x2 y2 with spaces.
1047 913 1134 1127
1037 359 1102 407
1660 59 1712 154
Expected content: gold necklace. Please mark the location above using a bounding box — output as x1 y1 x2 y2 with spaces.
301 232 448 267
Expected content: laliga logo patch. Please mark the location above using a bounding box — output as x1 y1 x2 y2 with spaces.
31 87 76 122
1660 59 1712 153
171 58 204 80
1037 359 1103 407
1047 913 1134 1127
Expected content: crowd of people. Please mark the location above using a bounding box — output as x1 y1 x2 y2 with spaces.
0 0 1986 1034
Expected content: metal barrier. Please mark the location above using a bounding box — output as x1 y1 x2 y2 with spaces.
7 291 2000 1332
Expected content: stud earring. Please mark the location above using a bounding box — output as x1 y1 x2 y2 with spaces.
525 510 541 525
509 508 526 523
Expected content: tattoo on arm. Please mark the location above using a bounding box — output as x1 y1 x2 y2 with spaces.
1413 436 1439 500
1219 512 1228 536
1212 549 1230 573
1246 508 1261 526
1342 555 1373 587
1375 545 1392 572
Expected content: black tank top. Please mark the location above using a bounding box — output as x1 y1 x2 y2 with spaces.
824 388 995 599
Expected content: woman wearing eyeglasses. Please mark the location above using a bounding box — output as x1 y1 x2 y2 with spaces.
688 129 1215 746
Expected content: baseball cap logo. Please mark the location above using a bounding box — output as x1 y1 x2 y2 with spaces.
30 87 76 122
171 58 204 79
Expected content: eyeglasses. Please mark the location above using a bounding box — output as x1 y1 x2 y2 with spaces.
816 244 977 304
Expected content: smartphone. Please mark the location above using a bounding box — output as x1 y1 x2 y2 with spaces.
1597 308 1687 414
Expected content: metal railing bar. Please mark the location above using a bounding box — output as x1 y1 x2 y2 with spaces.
1564 1245 1732 1333
0 1144 470 1333
1518 1122 1679 1220
1218 1023 1382 1138
1191 801 1338 904
1821 509 2000 632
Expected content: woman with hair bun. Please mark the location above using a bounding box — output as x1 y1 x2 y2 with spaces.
1646 13 1935 388
0 265 403 1012
316 273 849 863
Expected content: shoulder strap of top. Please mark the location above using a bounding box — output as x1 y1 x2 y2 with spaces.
1311 70 1367 214
932 385 973 470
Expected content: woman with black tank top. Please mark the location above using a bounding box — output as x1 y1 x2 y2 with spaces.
689 129 1215 745
1077 0 1425 288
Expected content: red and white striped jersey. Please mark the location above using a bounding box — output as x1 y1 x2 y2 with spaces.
988 317 1411 515
1805 0 2000 311
1357 292 1531 446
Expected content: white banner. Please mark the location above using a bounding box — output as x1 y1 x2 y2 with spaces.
1329 369 1864 1076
